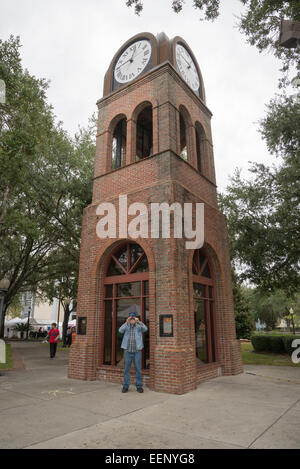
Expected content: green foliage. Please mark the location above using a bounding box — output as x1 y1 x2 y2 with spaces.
0 36 95 337
246 288 293 329
14 322 33 332
232 269 254 339
235 310 254 340
219 104 300 295
282 334 300 355
241 341 300 366
251 333 300 354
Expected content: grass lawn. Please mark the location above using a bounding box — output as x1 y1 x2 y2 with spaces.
241 342 300 367
0 343 13 370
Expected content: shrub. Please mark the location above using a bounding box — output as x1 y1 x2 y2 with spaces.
251 334 289 354
282 335 300 356
269 335 286 353
251 334 272 352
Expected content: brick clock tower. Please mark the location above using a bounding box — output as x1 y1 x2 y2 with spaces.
68 32 243 394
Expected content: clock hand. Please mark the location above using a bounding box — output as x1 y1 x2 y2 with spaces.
178 51 192 69
116 58 133 69
117 48 142 70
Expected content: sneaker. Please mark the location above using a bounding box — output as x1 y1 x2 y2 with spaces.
122 387 128 393
136 387 144 393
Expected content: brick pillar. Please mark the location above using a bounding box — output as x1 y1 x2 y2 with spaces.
126 118 136 165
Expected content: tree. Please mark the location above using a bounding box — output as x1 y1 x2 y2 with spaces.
0 36 95 337
232 269 254 339
126 0 300 75
246 288 293 331
219 94 300 295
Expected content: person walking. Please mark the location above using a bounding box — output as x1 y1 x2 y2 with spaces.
118 312 148 394
47 323 60 359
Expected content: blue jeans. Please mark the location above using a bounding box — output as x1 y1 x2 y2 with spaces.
123 350 142 388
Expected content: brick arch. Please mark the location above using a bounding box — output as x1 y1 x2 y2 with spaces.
188 242 227 367
127 99 159 163
91 237 156 327
93 238 156 375
107 113 128 134
95 237 156 280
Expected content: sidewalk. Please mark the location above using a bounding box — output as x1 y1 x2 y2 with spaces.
0 341 299 449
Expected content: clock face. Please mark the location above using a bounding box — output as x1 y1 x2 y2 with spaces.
114 39 152 84
175 43 200 92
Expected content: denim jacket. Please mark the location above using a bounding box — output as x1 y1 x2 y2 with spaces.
118 321 148 351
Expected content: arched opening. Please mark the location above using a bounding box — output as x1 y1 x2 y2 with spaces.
136 105 153 160
195 122 205 173
103 242 150 369
179 112 187 161
112 117 127 170
192 249 217 365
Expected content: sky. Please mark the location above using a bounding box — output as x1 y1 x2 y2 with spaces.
0 0 283 192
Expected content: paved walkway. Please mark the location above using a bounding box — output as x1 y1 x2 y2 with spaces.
0 341 299 449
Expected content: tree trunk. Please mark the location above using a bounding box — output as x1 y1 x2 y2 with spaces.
0 302 8 338
62 304 71 347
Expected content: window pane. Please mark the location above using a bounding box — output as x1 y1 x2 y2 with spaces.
134 255 149 273
107 259 124 276
209 286 213 299
202 263 211 278
193 283 206 298
130 244 144 267
194 299 207 364
117 282 141 297
116 298 141 366
144 280 149 296
115 246 128 271
105 284 113 298
104 301 112 365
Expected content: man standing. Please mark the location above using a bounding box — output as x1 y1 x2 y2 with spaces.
47 323 60 359
118 312 148 393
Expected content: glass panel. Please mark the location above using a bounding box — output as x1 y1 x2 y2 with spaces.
143 297 150 369
193 283 206 298
199 251 206 268
209 286 213 299
130 244 144 267
117 282 141 298
134 255 149 273
202 263 211 278
194 299 207 364
105 284 113 298
144 280 149 296
104 301 112 365
116 298 141 366
107 259 124 276
115 246 128 271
